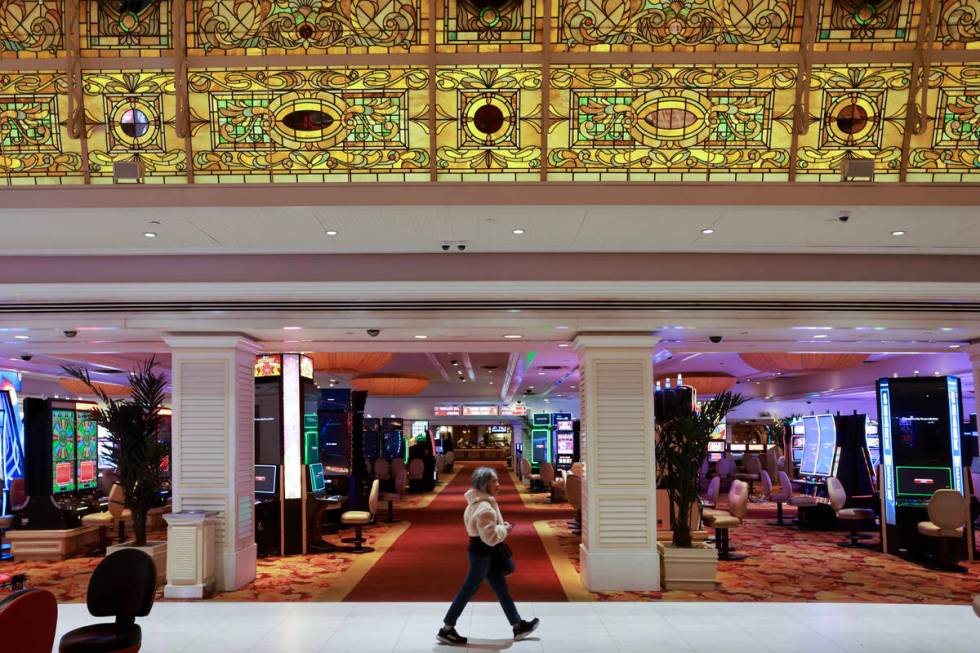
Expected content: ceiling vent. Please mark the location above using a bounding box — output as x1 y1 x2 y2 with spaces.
841 158 874 182
113 159 144 183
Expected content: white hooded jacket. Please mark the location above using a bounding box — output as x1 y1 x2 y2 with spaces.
464 488 509 547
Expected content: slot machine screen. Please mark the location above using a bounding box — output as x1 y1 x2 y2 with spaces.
75 411 99 490
707 440 726 462
556 433 575 455
308 463 326 494
51 408 76 494
747 444 766 453
799 416 820 476
531 428 550 465
255 465 278 495
319 409 351 474
895 466 951 497
814 414 837 476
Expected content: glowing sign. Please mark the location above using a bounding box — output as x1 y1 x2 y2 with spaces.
947 377 964 494
462 405 498 416
878 379 896 526
254 354 282 378
433 405 462 417
300 355 314 380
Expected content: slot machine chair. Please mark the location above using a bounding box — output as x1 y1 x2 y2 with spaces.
702 480 749 561
715 456 737 491
81 484 131 554
408 458 425 493
445 451 455 472
59 548 156 653
380 469 407 524
0 588 58 653
733 454 762 500
769 472 794 526
917 489 970 573
434 454 445 478
702 477 721 513
827 477 877 548
519 458 541 492
539 463 556 497
339 479 379 553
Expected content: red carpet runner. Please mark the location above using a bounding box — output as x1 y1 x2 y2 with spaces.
345 462 572 602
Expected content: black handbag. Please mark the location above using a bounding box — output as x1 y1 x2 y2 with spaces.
492 542 515 576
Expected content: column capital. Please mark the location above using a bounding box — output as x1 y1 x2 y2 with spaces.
574 332 660 354
164 333 261 353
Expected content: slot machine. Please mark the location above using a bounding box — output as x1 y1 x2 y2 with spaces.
530 413 552 472
552 413 575 473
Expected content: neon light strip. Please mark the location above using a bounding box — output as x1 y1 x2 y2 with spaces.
947 377 964 494
878 380 896 526
282 354 301 500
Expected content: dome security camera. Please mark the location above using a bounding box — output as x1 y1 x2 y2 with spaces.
64 329 78 338
709 335 723 343
837 211 850 223
366 329 381 337
457 244 466 251
441 244 451 251
20 354 32 361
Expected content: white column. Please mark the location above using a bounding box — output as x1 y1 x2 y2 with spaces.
164 335 260 592
574 333 660 592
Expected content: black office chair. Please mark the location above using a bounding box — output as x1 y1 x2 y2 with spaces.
59 548 157 653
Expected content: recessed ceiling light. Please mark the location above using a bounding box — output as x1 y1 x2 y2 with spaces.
413 334 428 340
538 372 546 376
283 326 302 331
949 344 961 349
891 230 906 236
874 327 886 331
701 228 715 235
326 230 339 236
143 232 157 239
940 327 954 332
555 326 571 330
389 414 396 418
813 334 828 339
558 343 570 348
512 228 526 235
14 335 29 340
503 334 523 339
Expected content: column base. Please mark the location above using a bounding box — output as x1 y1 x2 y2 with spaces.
580 543 660 592
219 542 257 592
164 582 212 600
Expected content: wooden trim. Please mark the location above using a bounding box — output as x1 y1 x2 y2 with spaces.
540 0 552 182
428 0 437 182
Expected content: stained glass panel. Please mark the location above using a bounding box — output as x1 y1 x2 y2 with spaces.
81 0 172 57
552 0 803 52
82 70 186 183
935 0 980 49
0 71 84 185
907 64 980 181
548 65 796 181
436 0 543 52
796 64 910 181
188 0 428 55
435 65 542 180
188 66 430 182
814 0 920 51
0 0 64 59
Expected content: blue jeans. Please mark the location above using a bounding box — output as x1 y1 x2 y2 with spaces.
443 551 521 627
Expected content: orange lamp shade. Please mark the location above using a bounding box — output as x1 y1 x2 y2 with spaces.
657 373 736 396
738 353 868 374
59 378 130 398
350 374 429 396
310 352 396 374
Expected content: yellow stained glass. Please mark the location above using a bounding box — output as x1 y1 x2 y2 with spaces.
935 0 980 50
80 0 172 58
188 66 430 182
552 0 803 53
907 64 980 182
813 0 920 52
82 70 187 184
0 0 64 60
436 0 543 52
548 65 797 181
188 0 428 55
797 65 910 182
0 70 85 185
435 65 542 181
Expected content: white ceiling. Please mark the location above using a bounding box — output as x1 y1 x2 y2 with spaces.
1 204 979 255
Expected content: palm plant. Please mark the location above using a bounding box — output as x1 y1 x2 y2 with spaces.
656 391 747 548
63 357 167 547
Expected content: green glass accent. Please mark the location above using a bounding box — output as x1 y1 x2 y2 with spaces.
576 95 632 143
118 11 141 33
820 29 830 39
479 7 502 28
853 4 877 26
895 28 906 38
303 412 318 464
525 351 536 368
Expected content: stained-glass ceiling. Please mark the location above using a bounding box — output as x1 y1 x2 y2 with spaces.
0 0 977 185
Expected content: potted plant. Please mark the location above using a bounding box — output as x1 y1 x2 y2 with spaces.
64 357 168 582
656 391 746 590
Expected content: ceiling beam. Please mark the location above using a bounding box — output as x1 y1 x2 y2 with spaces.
461 352 476 381
425 353 451 382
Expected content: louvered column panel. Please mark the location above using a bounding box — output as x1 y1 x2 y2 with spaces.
166 335 260 593
574 334 660 592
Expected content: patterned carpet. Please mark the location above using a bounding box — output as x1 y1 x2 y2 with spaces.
538 501 980 604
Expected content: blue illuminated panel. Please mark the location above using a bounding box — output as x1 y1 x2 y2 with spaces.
878 380 896 526
947 377 964 494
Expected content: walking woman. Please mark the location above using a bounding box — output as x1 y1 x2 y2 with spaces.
438 467 539 646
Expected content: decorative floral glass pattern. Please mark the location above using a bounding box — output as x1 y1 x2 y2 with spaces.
0 0 64 59
188 0 427 55
82 70 186 183
796 65 911 181
0 71 84 185
188 66 430 182
81 0 172 57
813 0 920 51
553 0 802 52
907 64 980 181
436 65 542 180
437 0 543 52
548 65 796 180
935 0 980 49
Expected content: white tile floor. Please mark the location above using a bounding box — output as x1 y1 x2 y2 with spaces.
53 601 980 653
